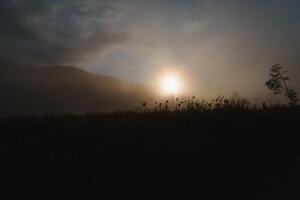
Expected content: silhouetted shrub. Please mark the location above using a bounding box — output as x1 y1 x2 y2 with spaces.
266 64 298 106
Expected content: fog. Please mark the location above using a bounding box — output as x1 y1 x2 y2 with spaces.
1 0 299 100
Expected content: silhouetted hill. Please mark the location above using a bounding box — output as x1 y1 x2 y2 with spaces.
0 63 154 117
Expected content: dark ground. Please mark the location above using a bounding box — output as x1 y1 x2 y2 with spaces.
0 107 300 199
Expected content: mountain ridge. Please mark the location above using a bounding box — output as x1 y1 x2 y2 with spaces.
0 63 155 117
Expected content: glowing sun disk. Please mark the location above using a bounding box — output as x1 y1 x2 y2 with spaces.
161 74 182 95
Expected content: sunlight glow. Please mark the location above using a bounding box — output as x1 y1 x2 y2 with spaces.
160 74 183 95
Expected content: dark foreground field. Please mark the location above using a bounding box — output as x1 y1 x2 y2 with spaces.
1 106 300 199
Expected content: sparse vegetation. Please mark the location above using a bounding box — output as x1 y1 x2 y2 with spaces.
134 96 284 113
266 64 298 106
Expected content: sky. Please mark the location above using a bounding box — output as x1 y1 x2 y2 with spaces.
1 0 300 99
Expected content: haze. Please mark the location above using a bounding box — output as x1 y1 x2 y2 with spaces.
1 0 300 100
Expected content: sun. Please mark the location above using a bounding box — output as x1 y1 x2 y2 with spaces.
160 74 183 95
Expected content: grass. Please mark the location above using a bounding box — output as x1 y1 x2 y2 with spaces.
0 98 300 199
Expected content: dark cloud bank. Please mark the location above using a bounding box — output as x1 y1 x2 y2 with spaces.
0 0 127 65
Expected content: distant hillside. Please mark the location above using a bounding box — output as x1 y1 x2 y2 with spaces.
0 63 155 117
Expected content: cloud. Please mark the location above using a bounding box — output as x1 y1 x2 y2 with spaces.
0 0 128 65
0 0 299 96
89 0 300 96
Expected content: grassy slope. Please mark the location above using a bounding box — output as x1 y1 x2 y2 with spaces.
0 107 300 199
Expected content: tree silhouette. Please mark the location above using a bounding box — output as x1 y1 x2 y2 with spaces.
266 64 298 106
